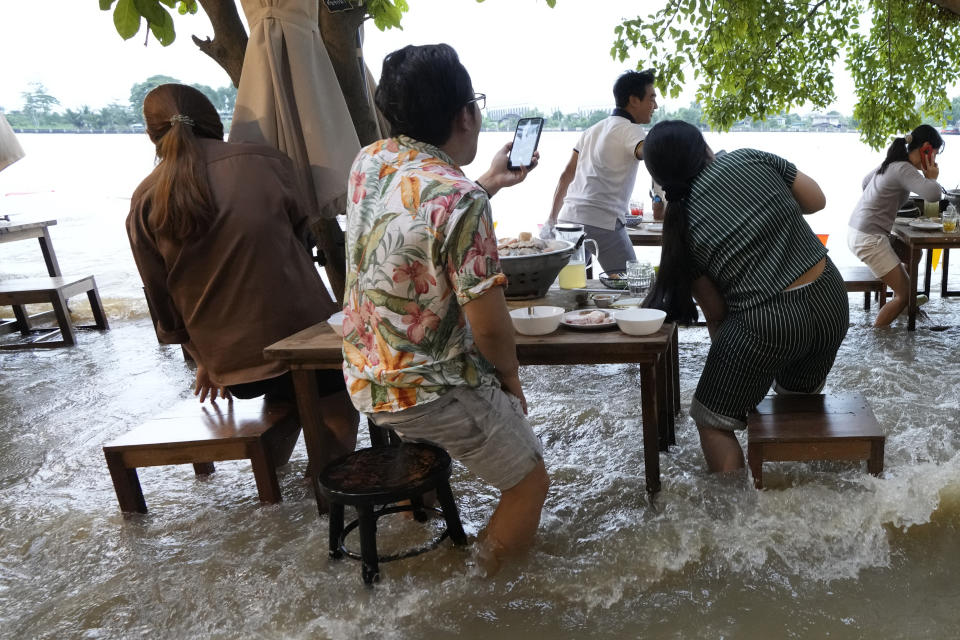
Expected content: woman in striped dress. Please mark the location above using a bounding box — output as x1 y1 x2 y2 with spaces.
641 120 849 473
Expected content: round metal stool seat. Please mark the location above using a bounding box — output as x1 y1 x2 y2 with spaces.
319 442 468 585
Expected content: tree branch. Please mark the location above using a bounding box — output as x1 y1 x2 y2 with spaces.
192 0 248 87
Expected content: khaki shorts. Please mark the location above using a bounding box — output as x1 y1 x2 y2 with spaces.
369 385 543 491
847 227 900 278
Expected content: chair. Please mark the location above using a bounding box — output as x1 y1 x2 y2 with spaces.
747 392 885 489
103 398 299 513
0 275 108 348
838 266 888 311
319 442 468 585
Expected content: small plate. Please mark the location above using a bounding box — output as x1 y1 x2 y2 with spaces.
644 223 663 232
610 297 643 309
560 309 617 330
909 219 943 231
894 217 914 225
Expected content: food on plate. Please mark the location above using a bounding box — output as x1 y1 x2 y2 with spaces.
498 234 569 256
565 310 612 325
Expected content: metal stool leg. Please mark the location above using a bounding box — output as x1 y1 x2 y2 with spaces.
435 480 467 545
329 503 345 559
358 506 380 584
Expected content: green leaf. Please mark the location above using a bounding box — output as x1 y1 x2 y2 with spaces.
99 0 116 10
134 0 166 25
113 0 141 40
355 212 400 271
364 288 413 317
148 6 176 46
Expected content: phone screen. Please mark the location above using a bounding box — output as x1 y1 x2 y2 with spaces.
508 117 544 169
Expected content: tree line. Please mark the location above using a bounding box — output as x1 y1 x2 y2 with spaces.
2 76 237 131
485 97 960 134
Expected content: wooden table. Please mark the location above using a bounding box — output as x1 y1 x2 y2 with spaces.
0 218 61 334
264 287 680 511
890 223 960 330
627 223 663 247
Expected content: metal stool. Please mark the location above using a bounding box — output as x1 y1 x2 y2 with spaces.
319 442 468 585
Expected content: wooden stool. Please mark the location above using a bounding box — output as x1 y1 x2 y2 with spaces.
838 266 888 311
320 442 468 585
0 275 109 348
103 398 299 513
747 393 885 489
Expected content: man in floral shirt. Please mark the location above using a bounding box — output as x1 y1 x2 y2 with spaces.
343 44 549 574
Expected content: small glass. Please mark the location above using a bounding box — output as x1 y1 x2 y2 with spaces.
626 260 652 296
924 200 941 218
942 208 959 233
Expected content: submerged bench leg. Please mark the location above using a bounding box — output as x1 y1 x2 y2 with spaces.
49 288 76 345
868 440 885 475
248 442 282 503
193 462 215 475
105 451 147 513
747 442 764 489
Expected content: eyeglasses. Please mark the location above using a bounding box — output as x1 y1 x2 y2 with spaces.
465 93 486 110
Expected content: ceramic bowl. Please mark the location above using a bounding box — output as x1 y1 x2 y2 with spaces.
509 306 564 335
327 311 345 336
592 294 618 308
614 308 666 335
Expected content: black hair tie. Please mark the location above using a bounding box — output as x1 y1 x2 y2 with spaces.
664 184 691 202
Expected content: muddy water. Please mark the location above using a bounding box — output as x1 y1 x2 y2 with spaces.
1 133 960 638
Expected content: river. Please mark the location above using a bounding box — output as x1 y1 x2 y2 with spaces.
1 132 959 638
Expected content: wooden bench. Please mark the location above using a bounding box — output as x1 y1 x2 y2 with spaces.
0 275 109 348
838 266 887 310
747 393 885 489
103 398 300 513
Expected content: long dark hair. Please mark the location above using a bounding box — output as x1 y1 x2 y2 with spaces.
141 83 224 239
877 123 944 175
641 121 712 324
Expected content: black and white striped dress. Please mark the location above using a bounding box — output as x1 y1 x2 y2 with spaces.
684 149 849 430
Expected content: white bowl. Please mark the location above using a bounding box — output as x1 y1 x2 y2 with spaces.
327 311 345 336
614 308 666 335
509 306 564 335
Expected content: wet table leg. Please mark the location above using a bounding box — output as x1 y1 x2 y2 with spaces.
290 368 331 515
639 360 661 493
907 245 922 331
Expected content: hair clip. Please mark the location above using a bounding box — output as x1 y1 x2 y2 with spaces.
169 114 195 127
904 133 913 143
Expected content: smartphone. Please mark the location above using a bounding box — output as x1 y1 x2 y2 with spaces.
921 143 936 169
508 117 544 170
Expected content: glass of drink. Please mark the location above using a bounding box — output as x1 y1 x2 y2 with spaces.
942 208 959 233
626 260 651 296
629 200 643 219
924 200 941 218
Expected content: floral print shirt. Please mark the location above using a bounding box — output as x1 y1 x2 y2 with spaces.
343 136 507 413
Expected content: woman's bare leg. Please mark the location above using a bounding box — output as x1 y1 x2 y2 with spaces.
697 424 745 472
874 264 910 327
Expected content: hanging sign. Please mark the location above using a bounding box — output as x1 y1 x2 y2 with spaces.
322 0 353 12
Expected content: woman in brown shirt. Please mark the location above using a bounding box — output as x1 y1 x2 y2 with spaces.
126 83 357 463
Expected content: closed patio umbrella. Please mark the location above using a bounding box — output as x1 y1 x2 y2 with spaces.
0 113 25 173
229 0 360 227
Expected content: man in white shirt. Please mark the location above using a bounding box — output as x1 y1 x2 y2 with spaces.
542 70 658 272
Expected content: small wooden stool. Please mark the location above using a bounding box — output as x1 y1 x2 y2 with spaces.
320 443 468 585
747 393 885 489
0 275 109 349
838 266 888 311
103 398 299 513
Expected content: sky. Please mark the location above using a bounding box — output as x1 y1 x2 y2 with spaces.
0 0 862 115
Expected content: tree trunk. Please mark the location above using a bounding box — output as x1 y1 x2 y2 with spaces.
928 0 960 15
318 5 382 146
193 0 248 87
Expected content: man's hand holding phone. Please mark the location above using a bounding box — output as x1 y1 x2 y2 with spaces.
475 142 539 198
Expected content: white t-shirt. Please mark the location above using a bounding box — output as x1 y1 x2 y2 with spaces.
557 115 646 230
848 161 942 236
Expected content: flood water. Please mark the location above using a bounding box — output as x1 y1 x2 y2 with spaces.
1 133 960 638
